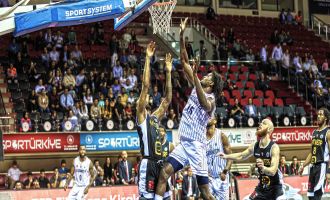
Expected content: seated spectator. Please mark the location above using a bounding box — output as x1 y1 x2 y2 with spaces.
50 167 60 188
78 101 89 121
256 73 269 91
284 31 293 45
49 87 60 111
127 68 138 88
20 112 32 132
103 99 113 120
113 60 123 79
23 171 34 189
103 157 113 185
28 90 38 112
49 46 60 63
93 160 104 186
112 79 121 97
279 155 290 177
68 110 79 131
53 31 64 49
124 102 133 120
14 181 23 190
246 49 255 63
322 59 328 71
60 88 74 111
290 156 300 176
216 91 228 108
71 45 84 64
58 159 68 185
206 4 216 20
63 69 76 88
310 59 319 76
119 151 133 185
44 29 53 48
32 178 40 189
227 28 235 44
83 88 93 107
90 99 101 120
115 95 125 121
38 89 50 113
61 45 70 63
113 155 123 184
67 27 77 45
38 169 50 189
294 10 303 25
35 79 46 94
167 108 179 128
245 98 257 118
7 63 17 80
7 160 22 189
270 29 279 44
127 90 137 105
182 166 199 200
76 68 86 88
230 98 245 125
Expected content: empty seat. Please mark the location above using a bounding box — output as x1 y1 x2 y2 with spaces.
296 107 306 116
232 90 242 100
265 90 275 99
274 98 284 107
264 98 273 107
243 90 253 98
246 81 255 89
254 90 264 98
253 98 262 107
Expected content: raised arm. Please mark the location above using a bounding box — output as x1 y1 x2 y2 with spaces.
179 18 194 85
84 161 96 195
258 144 280 176
191 62 214 113
220 142 254 161
136 41 155 124
153 53 172 120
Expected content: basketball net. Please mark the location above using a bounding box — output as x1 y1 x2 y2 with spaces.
148 0 176 35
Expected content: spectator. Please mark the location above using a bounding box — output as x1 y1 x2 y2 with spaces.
44 29 53 48
282 49 290 70
49 46 60 63
270 29 279 44
292 52 303 74
185 37 194 59
35 79 46 94
67 27 77 45
322 59 328 71
127 68 138 88
115 95 125 121
20 112 32 132
50 167 60 188
227 28 235 44
93 160 104 186
38 169 50 189
245 98 257 118
127 90 137 105
167 108 179 128
230 98 245 125
206 4 216 20
53 31 64 49
284 31 293 45
216 91 228 108
79 101 89 121
128 49 137 67
182 166 199 200
113 155 123 184
286 9 293 24
151 85 161 109
256 73 269 91
14 181 23 190
279 9 286 24
32 178 40 189
112 79 121 97
290 156 300 176
23 171 34 189
60 88 74 111
133 156 142 184
199 40 207 65
294 10 303 25
63 69 76 88
260 44 268 66
71 45 83 64
279 155 290 177
113 60 123 79
310 59 319 76
119 151 133 185
271 43 283 75
246 49 255 63
28 90 38 112
90 99 101 120
49 87 60 111
38 89 50 113
58 159 69 185
68 110 79 131
103 157 113 185
7 161 22 189
7 63 17 80
61 45 70 63
8 38 20 61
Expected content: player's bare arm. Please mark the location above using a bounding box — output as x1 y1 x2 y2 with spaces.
179 18 194 85
220 142 254 161
191 62 214 113
153 53 173 120
257 144 280 176
299 145 312 175
221 132 232 179
169 142 175 153
64 160 75 191
326 130 330 181
84 161 96 195
136 41 155 124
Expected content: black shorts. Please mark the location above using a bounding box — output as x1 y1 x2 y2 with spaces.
138 158 170 199
249 184 284 200
308 163 327 197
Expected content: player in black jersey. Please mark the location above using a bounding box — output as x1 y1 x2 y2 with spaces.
299 108 330 200
219 119 285 200
136 41 173 200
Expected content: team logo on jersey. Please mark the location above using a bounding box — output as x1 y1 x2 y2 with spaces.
320 134 324 139
164 147 168 151
266 152 270 157
85 135 93 144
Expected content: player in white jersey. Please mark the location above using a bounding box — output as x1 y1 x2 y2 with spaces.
206 118 232 200
65 146 95 200
155 18 223 200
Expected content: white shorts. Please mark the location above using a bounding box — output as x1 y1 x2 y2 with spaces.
209 176 229 200
67 184 87 200
169 140 208 177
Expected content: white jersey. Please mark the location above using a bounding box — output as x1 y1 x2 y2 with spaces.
206 129 227 178
73 156 91 187
179 88 215 143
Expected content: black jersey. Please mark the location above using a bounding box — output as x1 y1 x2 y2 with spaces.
253 141 282 188
137 114 163 160
311 127 329 164
161 139 170 160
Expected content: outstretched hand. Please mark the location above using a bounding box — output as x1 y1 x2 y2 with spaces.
217 152 226 159
165 53 173 73
146 41 156 57
191 59 199 74
180 17 188 34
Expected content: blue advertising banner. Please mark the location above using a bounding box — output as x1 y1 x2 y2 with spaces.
15 0 125 36
80 131 173 151
309 0 330 14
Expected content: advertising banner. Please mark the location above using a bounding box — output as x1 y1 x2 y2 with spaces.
237 175 330 200
15 0 125 36
309 0 330 14
223 128 257 147
3 133 80 154
1 185 138 200
80 131 173 151
270 127 314 144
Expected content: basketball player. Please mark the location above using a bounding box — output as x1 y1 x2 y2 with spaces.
299 108 330 200
136 41 174 200
206 118 232 200
219 119 285 200
155 17 223 200
64 146 95 200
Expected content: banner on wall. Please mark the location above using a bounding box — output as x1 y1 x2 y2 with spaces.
309 0 330 14
223 128 257 147
3 133 80 154
80 131 173 151
237 175 330 200
270 127 314 144
1 185 138 200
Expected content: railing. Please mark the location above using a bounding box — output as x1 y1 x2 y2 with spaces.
312 14 329 40
0 88 11 133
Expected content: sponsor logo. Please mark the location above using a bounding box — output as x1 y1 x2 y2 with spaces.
67 135 74 145
85 135 93 145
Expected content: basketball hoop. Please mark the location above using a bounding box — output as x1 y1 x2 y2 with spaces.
148 0 177 34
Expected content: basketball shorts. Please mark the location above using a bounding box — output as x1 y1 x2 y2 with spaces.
168 140 208 177
138 158 171 199
67 184 87 200
307 163 327 197
209 176 229 200
249 184 285 200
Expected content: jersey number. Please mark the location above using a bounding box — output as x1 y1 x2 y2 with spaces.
79 174 82 181
186 105 195 115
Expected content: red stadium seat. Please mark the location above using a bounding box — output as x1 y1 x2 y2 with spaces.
240 66 249 73
223 90 230 100
243 90 253 98
236 81 245 89
229 98 235 106
265 90 275 99
253 98 262 107
230 66 239 73
228 73 237 81
254 90 264 98
232 90 242 100
264 98 273 107
240 98 249 107
274 98 284 107
238 74 247 81
246 81 255 89
249 74 257 81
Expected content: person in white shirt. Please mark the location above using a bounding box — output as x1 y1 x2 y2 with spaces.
271 43 283 75
292 52 302 74
127 68 137 87
7 160 22 189
260 44 268 64
282 49 290 69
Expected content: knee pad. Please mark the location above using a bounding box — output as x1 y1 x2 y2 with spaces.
196 175 209 185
